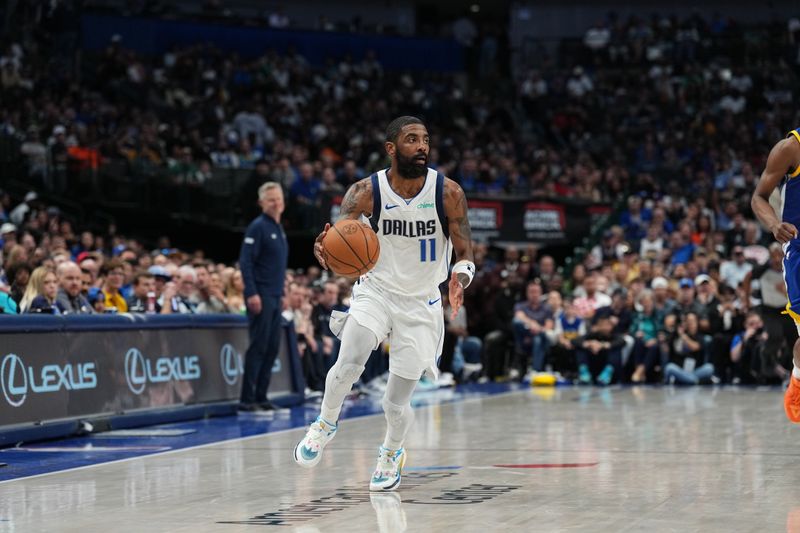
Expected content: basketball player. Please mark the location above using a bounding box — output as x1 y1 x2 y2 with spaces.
751 127 800 422
293 116 475 491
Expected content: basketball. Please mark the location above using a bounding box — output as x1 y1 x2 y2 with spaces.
322 220 380 278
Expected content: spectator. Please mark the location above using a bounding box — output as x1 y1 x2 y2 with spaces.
101 258 128 313
745 243 795 370
0 223 17 248
574 309 625 385
0 287 17 314
512 281 554 376
289 162 322 228
311 280 346 370
232 103 274 148
573 273 612 320
20 266 58 313
80 256 100 284
620 195 652 243
729 311 783 384
720 245 752 289
268 8 290 28
147 265 172 297
547 297 585 376
225 269 246 314
707 284 746 382
193 263 231 313
583 20 611 58
161 266 198 313
283 281 323 392
9 191 37 226
663 312 714 384
566 66 594 99
673 278 704 318
442 288 483 382
87 287 106 313
694 274 719 330
630 290 662 382
640 223 665 260
5 261 30 305
55 261 93 314
126 271 160 313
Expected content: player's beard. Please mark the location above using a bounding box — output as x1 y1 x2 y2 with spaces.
396 151 427 179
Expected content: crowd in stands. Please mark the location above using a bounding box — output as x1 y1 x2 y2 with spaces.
2 5 800 388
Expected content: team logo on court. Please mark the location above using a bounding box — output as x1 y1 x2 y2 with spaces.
219 344 244 385
1 353 97 407
124 347 201 395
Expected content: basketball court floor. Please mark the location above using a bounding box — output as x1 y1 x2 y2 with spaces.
1 384 798 532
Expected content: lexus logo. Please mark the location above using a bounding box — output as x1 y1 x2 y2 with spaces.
125 348 147 395
220 344 243 385
1 353 27 407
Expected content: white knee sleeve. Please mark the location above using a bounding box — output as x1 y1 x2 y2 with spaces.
381 373 418 450
320 319 378 423
331 363 363 385
382 397 405 426
382 397 414 450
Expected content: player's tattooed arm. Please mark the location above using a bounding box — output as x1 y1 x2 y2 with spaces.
314 177 373 269
443 178 474 318
337 178 373 221
444 178 474 264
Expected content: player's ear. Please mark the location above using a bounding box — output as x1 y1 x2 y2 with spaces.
385 141 395 157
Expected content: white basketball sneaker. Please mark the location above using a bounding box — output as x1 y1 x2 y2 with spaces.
369 446 406 491
293 416 337 468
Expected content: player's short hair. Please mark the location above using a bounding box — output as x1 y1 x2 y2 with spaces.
386 116 424 143
258 181 282 200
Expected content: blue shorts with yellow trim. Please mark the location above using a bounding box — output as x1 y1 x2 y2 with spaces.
783 241 800 329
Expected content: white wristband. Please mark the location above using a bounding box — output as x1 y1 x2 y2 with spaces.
452 260 475 289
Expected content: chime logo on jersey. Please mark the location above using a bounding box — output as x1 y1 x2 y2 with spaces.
382 219 436 238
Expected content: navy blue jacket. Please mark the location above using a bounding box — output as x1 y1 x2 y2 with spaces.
239 213 288 298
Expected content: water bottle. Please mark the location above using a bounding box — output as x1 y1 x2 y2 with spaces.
146 291 156 314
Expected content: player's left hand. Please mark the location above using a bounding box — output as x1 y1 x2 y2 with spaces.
313 223 331 269
448 271 463 320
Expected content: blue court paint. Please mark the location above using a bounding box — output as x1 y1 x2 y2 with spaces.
0 382 522 483
404 466 462 471
6 445 172 453
94 429 197 438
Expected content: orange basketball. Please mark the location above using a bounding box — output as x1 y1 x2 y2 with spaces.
322 220 380 278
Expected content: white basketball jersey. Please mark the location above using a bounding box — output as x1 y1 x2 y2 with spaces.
359 167 452 298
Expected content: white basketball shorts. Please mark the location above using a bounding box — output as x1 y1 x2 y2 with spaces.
329 279 444 381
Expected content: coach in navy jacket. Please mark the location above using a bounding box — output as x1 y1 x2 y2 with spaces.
238 181 289 410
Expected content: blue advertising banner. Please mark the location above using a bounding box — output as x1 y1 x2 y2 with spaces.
0 316 302 429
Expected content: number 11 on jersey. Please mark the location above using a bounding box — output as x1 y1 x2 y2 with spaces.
419 238 436 262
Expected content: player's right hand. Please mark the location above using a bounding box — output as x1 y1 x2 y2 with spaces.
771 221 798 243
314 223 331 269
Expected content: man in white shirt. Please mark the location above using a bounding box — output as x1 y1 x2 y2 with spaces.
720 246 753 289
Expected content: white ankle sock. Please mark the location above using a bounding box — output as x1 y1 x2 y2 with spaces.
792 365 800 380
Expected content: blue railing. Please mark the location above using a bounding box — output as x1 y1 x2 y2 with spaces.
81 14 464 71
